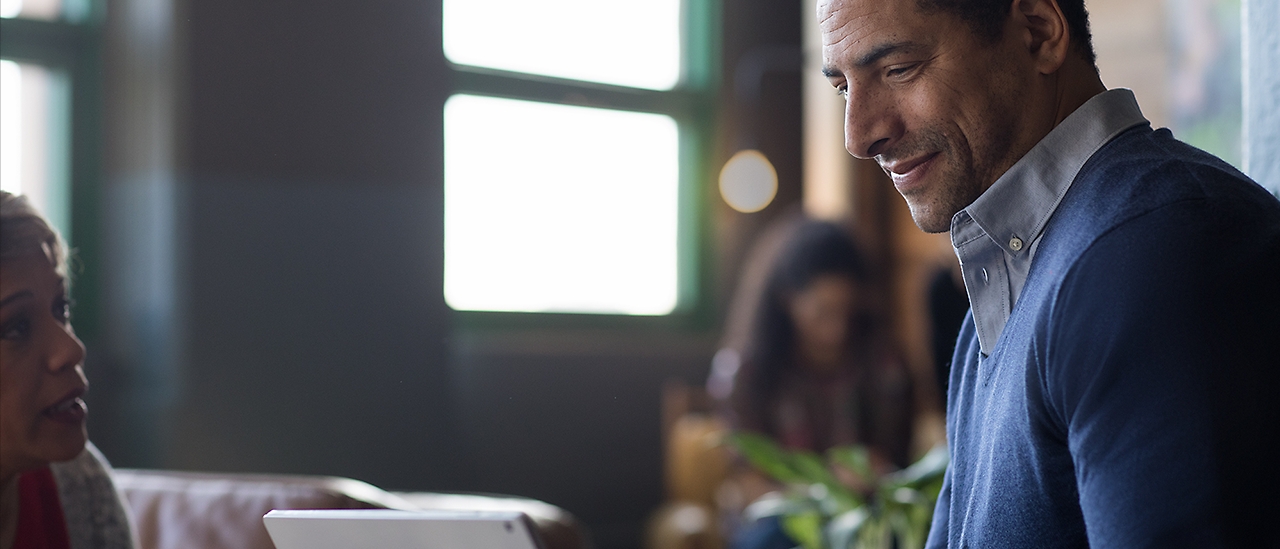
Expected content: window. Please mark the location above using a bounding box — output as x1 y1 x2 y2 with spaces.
1 59 71 233
1092 0 1243 167
442 0 681 91
2 0 103 337
441 0 715 317
1 0 98 243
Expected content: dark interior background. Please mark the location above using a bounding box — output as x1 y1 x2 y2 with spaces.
83 1 806 548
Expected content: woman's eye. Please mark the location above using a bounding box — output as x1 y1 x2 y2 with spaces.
54 300 72 323
1 318 31 340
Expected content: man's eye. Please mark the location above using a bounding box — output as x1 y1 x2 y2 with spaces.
886 64 917 78
1 318 31 340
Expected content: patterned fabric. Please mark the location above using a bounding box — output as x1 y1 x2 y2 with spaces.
49 443 137 549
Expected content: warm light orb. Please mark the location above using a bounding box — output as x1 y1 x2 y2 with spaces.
719 149 777 213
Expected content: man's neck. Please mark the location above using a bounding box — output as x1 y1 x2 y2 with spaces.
1050 57 1108 127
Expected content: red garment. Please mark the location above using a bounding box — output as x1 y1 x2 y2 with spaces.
14 467 71 549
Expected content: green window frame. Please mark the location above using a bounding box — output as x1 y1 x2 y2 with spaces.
1 4 105 340
442 0 721 330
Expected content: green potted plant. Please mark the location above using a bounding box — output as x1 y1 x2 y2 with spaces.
727 433 947 549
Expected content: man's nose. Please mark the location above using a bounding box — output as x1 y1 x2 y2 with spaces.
843 86 900 159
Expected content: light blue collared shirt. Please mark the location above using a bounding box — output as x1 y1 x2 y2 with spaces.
950 89 1149 354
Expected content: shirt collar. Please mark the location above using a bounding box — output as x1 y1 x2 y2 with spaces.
954 89 1150 255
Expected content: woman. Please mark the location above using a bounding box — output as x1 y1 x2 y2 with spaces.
713 218 914 462
0 191 135 549
708 218 915 549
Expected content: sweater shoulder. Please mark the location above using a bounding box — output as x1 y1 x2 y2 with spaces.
1031 126 1280 279
1061 127 1278 233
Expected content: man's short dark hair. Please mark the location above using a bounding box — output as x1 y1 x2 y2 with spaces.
917 0 1097 66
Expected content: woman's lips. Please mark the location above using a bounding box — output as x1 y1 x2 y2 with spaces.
44 389 87 425
886 152 940 194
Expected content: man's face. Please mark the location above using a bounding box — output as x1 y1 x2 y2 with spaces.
820 0 1042 233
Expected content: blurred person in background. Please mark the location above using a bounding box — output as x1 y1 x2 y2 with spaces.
707 218 914 549
0 191 136 549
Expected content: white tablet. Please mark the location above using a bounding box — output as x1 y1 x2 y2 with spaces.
263 509 542 549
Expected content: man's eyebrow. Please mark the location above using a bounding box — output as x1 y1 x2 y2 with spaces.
821 41 918 78
854 41 916 67
0 290 33 309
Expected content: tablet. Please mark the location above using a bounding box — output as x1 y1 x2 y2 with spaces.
264 509 542 549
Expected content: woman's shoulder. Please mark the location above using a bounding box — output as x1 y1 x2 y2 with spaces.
49 443 137 549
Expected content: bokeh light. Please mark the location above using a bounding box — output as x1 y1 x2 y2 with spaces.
719 149 777 213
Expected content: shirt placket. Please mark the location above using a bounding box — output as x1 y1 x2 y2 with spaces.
956 235 1010 355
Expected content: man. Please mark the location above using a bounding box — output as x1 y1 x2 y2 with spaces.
818 0 1280 547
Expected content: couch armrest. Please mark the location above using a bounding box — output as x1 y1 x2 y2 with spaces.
114 469 413 549
113 469 592 549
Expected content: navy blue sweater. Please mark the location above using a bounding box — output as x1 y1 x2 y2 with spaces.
926 125 1280 548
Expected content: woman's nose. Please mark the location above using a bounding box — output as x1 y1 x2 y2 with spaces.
48 323 86 374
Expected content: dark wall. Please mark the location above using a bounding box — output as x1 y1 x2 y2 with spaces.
90 1 803 548
175 0 460 489
451 330 717 545
714 0 806 316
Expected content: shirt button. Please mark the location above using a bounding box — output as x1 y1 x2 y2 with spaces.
1009 236 1024 251
981 268 989 284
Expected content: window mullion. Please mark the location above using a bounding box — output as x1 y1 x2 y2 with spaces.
452 67 700 119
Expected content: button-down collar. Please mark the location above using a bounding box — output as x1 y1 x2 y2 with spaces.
951 89 1149 354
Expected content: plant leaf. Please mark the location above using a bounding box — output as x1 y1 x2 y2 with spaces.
882 445 948 490
791 452 861 512
827 445 872 479
781 511 825 549
887 505 926 549
743 492 817 523
727 432 806 483
825 508 869 549
792 451 835 484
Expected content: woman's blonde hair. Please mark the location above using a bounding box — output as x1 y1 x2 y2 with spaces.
0 190 69 278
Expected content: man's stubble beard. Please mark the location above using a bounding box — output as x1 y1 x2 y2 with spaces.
889 129 985 234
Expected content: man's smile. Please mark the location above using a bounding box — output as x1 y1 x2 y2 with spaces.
881 151 941 194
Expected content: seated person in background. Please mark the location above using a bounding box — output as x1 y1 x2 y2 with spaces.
707 218 915 545
1 191 136 549
926 264 967 407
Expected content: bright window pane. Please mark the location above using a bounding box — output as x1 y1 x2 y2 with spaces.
1 0 62 20
0 59 71 235
1092 0 1242 167
442 0 681 90
444 95 680 315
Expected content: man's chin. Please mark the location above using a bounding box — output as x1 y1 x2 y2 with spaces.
906 201 954 234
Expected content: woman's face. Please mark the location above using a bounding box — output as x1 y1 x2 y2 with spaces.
0 254 87 481
787 274 859 373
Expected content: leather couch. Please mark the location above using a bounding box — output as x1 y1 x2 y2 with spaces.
113 469 591 549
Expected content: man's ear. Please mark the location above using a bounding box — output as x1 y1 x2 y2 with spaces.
1012 0 1071 75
